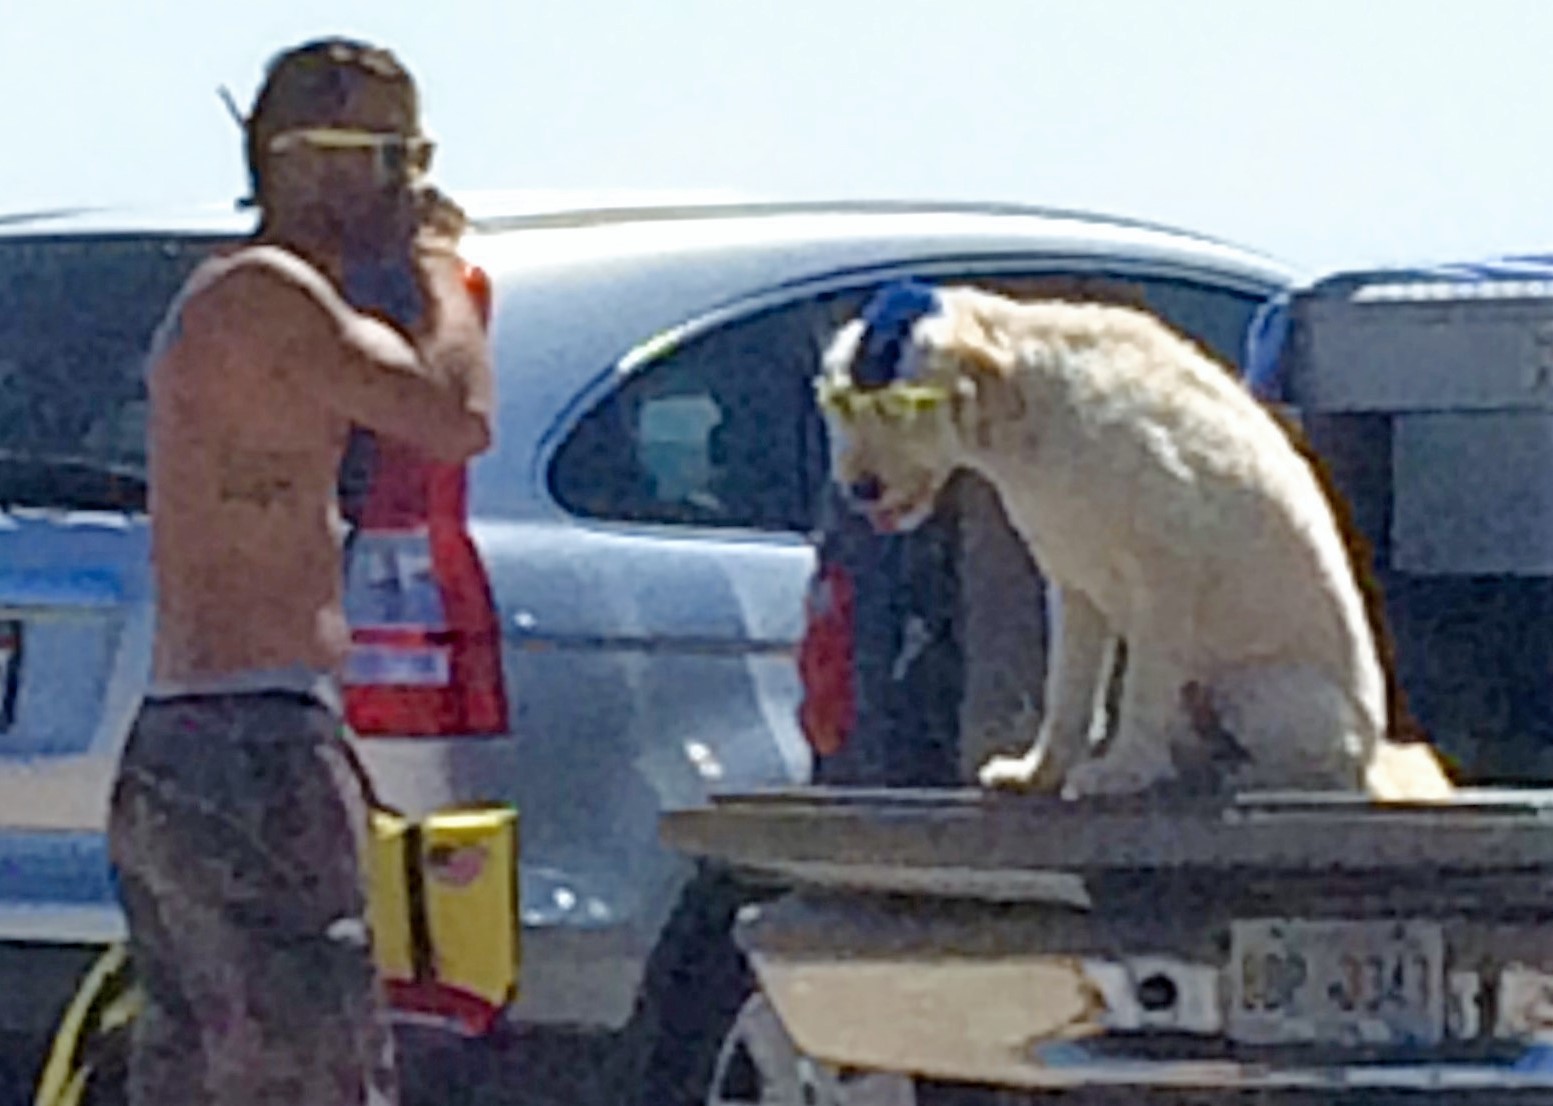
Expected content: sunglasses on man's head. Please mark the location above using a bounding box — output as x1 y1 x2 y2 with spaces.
268 127 435 184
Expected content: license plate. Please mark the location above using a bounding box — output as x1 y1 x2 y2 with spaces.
1228 919 1445 1046
0 621 19 732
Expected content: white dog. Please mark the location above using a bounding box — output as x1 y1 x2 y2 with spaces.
818 281 1452 800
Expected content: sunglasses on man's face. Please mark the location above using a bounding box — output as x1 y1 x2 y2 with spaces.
268 127 435 186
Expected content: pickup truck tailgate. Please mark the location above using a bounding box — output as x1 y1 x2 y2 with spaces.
664 788 1553 1095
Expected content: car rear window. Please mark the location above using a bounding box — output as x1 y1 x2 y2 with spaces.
0 234 223 508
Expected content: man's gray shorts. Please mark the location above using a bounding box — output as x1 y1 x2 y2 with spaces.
107 691 398 1106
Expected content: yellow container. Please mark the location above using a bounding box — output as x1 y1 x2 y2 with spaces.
367 808 417 984
367 802 520 1035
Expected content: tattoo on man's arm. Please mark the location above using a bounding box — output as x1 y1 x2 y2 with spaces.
217 453 299 508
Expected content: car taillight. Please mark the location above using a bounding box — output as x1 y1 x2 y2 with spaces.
342 262 508 737
796 561 856 757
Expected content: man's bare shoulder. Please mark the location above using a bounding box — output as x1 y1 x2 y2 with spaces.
186 245 345 319
153 245 359 381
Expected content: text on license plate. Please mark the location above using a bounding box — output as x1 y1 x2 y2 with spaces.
1228 919 1445 1046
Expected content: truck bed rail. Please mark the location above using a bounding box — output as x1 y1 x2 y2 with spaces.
664 787 1553 908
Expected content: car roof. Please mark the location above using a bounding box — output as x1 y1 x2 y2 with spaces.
0 189 757 238
0 190 1296 277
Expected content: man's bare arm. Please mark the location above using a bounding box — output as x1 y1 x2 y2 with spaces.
190 247 494 462
413 245 496 433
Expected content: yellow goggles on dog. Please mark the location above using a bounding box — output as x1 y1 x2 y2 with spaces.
815 378 952 421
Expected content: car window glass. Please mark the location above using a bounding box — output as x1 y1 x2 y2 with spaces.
1134 278 1265 370
550 305 821 532
635 393 724 504
0 236 215 507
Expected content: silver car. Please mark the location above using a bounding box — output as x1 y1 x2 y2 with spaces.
0 195 1293 1106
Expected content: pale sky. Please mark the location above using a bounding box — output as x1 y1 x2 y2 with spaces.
5 0 1553 276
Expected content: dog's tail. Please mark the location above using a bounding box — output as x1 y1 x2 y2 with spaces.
1365 739 1456 801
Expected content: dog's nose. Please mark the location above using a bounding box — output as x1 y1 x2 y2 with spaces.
848 475 884 504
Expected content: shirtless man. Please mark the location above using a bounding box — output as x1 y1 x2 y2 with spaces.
105 39 492 1106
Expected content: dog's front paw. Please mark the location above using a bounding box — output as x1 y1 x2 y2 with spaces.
978 748 1063 792
1060 749 1175 799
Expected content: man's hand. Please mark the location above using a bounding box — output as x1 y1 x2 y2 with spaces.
413 183 468 253
411 218 494 446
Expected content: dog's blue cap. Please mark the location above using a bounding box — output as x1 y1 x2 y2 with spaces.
852 280 942 390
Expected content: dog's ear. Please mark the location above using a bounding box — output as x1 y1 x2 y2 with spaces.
945 306 1024 449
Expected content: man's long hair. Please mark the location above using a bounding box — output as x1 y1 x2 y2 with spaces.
240 39 423 529
243 37 420 214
